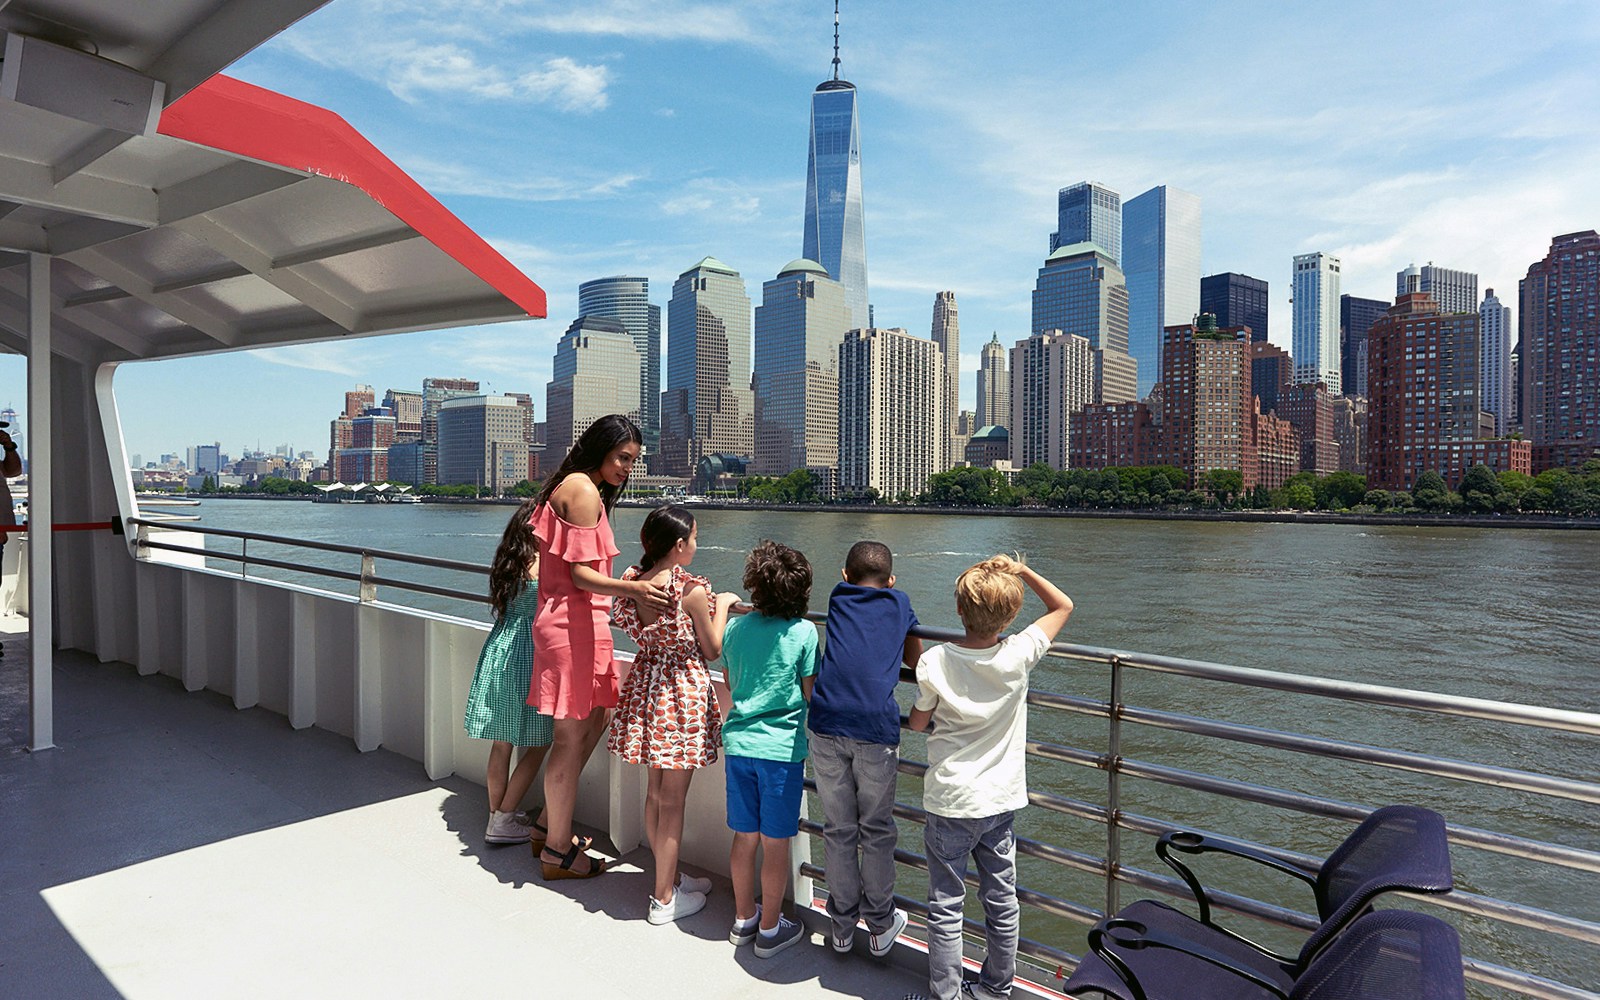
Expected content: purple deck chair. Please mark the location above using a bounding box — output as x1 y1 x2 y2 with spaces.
1063 805 1454 1000
1082 909 1466 1000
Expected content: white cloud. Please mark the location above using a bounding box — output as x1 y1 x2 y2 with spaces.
406 159 641 203
246 343 364 377
660 178 762 221
280 18 611 112
506 1 767 45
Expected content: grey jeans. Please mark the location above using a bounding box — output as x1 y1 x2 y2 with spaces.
809 731 900 937
924 811 1018 1000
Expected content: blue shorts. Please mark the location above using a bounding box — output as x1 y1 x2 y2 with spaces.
725 754 805 839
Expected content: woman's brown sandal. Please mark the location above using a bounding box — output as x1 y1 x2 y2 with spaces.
540 842 606 881
530 823 593 857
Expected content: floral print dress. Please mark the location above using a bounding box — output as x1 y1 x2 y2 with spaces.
607 564 722 770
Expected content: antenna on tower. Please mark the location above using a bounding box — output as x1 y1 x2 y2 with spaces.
832 0 841 80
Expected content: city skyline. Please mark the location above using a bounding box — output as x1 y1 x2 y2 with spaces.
11 2 1597 460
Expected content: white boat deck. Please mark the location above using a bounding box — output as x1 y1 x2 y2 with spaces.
0 622 935 1000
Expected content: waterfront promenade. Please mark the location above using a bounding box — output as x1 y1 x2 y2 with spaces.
0 627 929 999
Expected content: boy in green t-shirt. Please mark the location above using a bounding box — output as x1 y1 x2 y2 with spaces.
720 540 818 959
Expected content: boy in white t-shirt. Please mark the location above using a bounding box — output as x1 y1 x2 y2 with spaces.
905 555 1073 1000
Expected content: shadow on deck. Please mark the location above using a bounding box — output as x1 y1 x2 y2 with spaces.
0 640 928 999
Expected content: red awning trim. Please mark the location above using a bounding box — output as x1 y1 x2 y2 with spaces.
157 74 546 319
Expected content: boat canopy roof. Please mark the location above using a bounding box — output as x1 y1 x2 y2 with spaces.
0 0 546 366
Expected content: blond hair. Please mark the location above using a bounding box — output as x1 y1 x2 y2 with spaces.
955 554 1026 636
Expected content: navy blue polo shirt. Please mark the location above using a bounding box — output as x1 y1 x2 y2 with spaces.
808 582 919 745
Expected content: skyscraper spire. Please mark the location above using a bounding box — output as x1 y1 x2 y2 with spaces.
832 0 841 81
804 0 868 330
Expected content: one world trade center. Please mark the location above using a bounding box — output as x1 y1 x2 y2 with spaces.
802 2 869 331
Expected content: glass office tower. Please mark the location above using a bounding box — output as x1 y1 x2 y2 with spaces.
1031 243 1137 403
661 257 754 476
803 77 869 331
578 276 660 460
1122 185 1201 398
1292 252 1343 393
1200 272 1269 343
1050 181 1122 265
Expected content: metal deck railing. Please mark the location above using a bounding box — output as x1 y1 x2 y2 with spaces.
126 518 1600 1000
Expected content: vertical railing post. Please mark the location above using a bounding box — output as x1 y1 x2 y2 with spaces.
359 552 377 603
1105 653 1124 917
241 537 248 580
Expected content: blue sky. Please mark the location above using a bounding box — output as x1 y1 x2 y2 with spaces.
18 0 1598 463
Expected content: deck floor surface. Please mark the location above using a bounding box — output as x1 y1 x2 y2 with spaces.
0 639 931 1000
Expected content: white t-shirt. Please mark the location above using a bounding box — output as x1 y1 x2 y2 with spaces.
913 624 1050 819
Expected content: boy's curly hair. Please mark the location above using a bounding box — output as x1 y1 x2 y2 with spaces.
743 540 812 620
955 554 1026 636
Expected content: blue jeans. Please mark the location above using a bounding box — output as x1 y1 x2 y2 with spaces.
810 732 900 937
924 811 1018 1000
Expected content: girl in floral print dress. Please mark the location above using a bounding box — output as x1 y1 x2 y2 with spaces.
608 505 739 925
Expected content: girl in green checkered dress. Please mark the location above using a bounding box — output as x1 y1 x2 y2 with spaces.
466 496 557 846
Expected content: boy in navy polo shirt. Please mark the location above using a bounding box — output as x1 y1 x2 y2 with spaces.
808 540 922 957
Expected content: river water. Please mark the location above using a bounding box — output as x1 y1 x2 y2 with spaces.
175 499 1598 994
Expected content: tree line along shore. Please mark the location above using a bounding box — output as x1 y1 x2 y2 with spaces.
172 460 1600 528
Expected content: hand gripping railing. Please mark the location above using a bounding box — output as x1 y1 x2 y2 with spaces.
125 518 1600 1000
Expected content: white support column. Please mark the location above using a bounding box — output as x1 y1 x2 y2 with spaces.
420 619 455 781
233 579 260 709
181 572 206 692
353 603 383 752
288 592 316 729
26 253 53 752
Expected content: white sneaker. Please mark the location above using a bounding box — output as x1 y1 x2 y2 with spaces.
868 908 908 957
677 871 712 895
830 926 854 954
484 810 532 844
648 888 707 925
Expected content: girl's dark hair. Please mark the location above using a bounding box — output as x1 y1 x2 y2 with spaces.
535 414 642 514
743 540 812 620
638 505 695 573
488 495 543 618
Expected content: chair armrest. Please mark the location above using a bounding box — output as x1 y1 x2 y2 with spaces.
1157 830 1318 926
1088 917 1291 1000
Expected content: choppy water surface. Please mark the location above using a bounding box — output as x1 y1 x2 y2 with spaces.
180 500 1598 994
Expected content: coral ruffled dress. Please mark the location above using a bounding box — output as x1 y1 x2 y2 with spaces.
528 502 622 720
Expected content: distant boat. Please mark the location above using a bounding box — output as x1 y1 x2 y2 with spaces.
394 494 422 504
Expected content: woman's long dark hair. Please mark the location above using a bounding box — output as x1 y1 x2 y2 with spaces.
488 495 543 618
535 414 643 515
637 505 695 574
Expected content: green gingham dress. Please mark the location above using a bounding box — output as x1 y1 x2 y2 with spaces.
464 582 554 746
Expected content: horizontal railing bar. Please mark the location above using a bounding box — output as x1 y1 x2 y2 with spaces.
129 517 489 576
1114 758 1600 874
363 574 486 605
1119 705 1600 804
1028 641 1600 737
139 542 367 584
1462 957 1600 1000
1025 739 1104 770
1428 890 1600 947
1026 687 1110 718
1025 788 1108 826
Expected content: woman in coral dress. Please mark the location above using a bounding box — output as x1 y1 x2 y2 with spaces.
530 414 667 880
608 506 738 923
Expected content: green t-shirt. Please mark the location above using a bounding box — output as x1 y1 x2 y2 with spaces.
720 612 820 762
